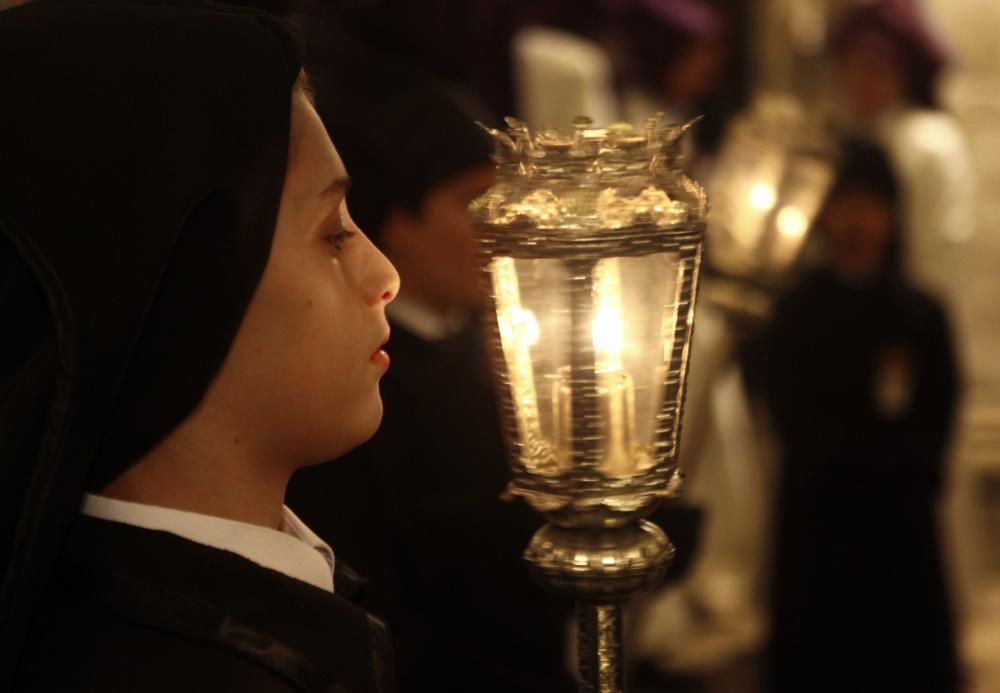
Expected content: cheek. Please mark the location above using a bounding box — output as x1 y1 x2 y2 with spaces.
444 210 479 256
275 293 370 417
245 255 358 379
420 207 476 265
293 279 363 369
839 61 871 95
862 224 892 255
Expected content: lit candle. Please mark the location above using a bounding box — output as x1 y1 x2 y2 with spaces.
553 365 573 470
592 258 637 475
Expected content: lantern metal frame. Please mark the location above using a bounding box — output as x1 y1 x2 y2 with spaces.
474 116 707 693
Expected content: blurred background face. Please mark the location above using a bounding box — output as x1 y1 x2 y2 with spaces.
836 38 906 120
663 37 726 108
384 165 496 313
821 188 895 280
206 94 399 467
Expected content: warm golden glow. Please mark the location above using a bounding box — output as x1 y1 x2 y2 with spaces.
491 257 543 452
776 205 809 239
513 306 540 348
592 259 624 369
592 308 624 360
592 259 636 475
749 182 777 212
597 187 684 229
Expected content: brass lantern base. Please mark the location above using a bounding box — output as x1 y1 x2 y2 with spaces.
524 520 675 693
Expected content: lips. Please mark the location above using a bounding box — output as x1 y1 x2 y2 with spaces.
370 328 390 367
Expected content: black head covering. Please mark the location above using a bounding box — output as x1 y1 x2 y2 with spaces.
829 137 901 203
304 19 491 245
822 137 905 279
0 0 300 678
833 0 951 108
224 0 294 14
609 0 726 94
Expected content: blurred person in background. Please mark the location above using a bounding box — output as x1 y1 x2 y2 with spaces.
832 0 976 303
306 0 612 123
748 139 961 693
1 1 400 691
617 0 727 121
286 27 577 693
612 0 736 171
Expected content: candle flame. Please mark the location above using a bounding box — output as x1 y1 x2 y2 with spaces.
749 182 777 212
592 259 625 371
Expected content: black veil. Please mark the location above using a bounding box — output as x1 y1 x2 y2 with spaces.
0 1 300 680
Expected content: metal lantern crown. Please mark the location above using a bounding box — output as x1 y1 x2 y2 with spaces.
472 115 707 530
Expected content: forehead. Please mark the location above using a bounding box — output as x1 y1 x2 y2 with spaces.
286 96 348 201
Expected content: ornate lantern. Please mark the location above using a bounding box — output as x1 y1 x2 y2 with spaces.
703 94 835 315
472 115 707 693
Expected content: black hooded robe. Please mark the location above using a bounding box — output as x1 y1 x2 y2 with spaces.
751 271 960 693
16 516 393 693
0 2 393 690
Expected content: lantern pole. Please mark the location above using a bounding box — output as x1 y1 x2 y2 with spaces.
524 521 674 693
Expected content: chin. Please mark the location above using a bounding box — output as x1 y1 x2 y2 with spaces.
349 393 385 449
302 395 384 465
359 407 384 445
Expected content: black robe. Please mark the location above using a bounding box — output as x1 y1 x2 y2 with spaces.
747 271 960 693
15 516 394 693
289 319 577 693
0 2 315 680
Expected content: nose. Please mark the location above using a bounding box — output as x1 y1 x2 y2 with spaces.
363 239 400 307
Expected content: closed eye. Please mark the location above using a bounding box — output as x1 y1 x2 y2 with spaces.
326 228 356 251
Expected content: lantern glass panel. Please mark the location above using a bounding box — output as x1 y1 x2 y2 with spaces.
490 248 697 480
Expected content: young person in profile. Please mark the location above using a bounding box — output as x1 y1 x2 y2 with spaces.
0 2 399 691
286 30 577 692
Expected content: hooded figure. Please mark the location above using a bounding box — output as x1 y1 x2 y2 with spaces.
286 36 578 692
832 0 951 112
831 0 976 299
0 2 398 691
612 0 730 156
747 139 960 693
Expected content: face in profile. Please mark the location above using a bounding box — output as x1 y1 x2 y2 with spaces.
821 188 894 280
205 90 400 468
387 165 495 312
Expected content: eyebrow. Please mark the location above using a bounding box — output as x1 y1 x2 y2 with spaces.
318 175 352 199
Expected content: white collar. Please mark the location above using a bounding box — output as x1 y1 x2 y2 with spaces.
386 294 468 343
80 494 335 593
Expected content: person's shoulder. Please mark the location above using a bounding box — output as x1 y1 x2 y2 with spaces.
893 107 960 130
890 281 952 334
17 598 299 693
773 271 835 317
893 280 943 311
884 108 969 161
17 517 390 693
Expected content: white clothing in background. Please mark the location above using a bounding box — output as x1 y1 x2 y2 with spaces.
512 26 619 129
